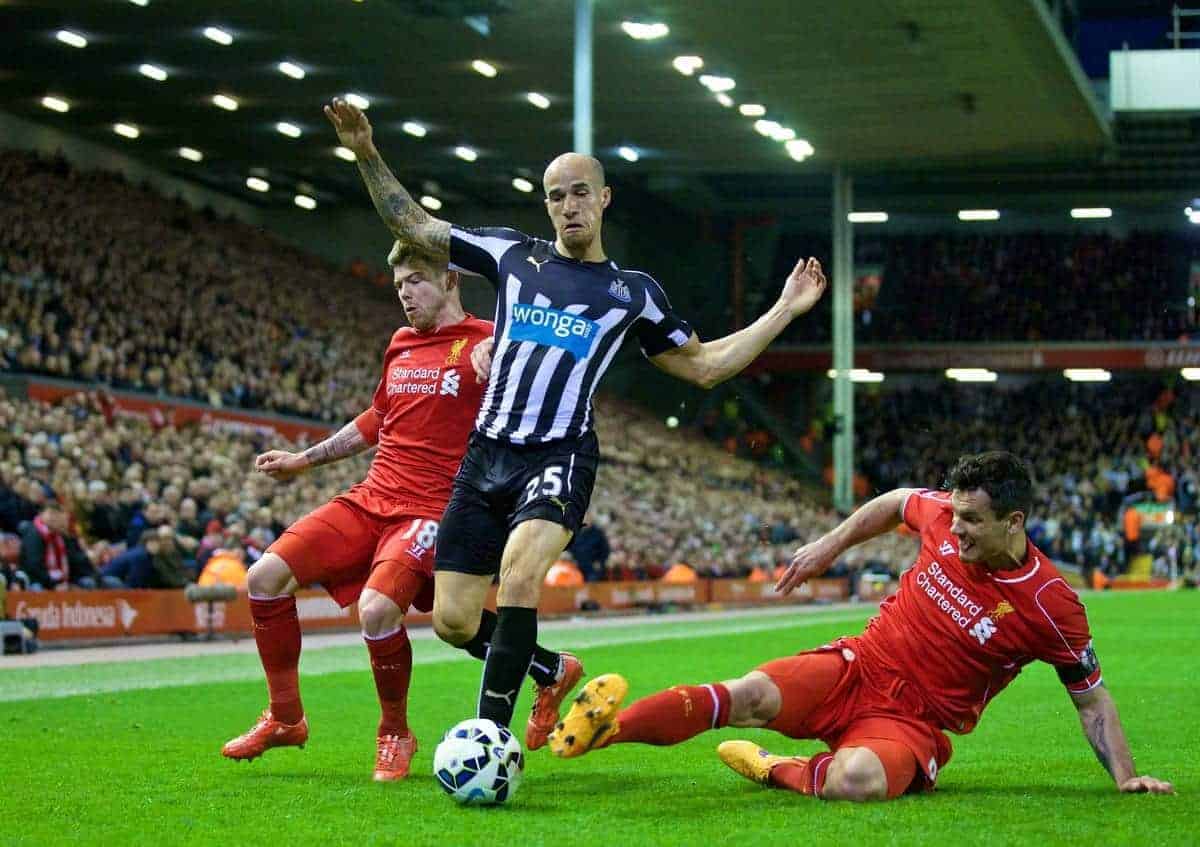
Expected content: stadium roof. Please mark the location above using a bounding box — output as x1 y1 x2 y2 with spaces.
3 0 1188 218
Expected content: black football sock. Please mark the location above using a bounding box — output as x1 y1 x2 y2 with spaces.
477 606 538 727
459 608 562 687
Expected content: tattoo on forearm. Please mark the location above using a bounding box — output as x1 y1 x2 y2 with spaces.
357 153 426 233
301 421 368 468
355 150 450 259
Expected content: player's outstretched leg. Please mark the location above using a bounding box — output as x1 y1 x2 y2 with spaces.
551 669 785 759
222 554 309 760
359 583 419 781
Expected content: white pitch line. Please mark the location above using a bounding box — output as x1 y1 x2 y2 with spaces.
0 608 869 702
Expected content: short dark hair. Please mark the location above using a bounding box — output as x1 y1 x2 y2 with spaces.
945 451 1033 519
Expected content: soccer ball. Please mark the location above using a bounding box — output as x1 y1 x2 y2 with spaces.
433 718 524 805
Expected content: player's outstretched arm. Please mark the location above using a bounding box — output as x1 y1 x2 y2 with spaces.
1070 685 1174 794
775 488 916 595
255 412 377 481
323 98 451 265
649 257 826 389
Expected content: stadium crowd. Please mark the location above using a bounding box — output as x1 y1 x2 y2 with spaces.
777 229 1196 344
0 390 912 592
0 149 397 424
858 379 1199 581
0 391 370 591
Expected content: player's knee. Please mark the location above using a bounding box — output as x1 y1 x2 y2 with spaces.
432 604 477 646
822 748 889 802
727 672 781 725
246 555 294 597
359 593 403 638
495 565 543 607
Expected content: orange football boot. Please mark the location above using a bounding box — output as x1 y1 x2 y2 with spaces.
373 732 418 782
221 710 308 761
526 652 585 750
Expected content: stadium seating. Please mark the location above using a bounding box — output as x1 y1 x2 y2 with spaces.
0 149 397 424
776 229 1198 344
1 389 912 591
857 378 1199 579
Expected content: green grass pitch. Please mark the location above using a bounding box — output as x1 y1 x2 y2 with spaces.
1 591 1191 846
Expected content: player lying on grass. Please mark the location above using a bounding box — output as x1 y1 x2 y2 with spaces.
548 451 1174 801
222 244 576 781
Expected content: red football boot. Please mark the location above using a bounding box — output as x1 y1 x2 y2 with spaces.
221 710 308 761
526 652 585 750
373 732 418 782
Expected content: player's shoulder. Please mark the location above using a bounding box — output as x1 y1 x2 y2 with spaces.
452 224 535 248
617 265 666 296
998 547 1081 612
461 316 495 338
388 325 417 347
904 488 953 527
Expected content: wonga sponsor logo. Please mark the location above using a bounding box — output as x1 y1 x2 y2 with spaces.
509 303 598 360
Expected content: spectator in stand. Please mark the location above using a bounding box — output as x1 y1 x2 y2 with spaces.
17 500 103 590
570 516 612 583
177 497 205 541
101 519 199 588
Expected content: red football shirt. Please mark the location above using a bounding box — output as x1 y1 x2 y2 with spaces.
350 315 492 517
846 489 1103 735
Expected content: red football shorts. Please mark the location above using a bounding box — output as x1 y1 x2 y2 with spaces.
756 648 953 797
266 490 440 612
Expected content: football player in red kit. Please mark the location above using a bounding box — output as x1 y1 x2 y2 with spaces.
221 242 495 780
549 452 1173 801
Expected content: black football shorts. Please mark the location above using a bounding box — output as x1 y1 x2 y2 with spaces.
434 430 600 577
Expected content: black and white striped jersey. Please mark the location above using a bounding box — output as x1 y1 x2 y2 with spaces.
449 225 694 445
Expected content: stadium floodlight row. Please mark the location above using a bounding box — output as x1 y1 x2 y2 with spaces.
40 19 557 211
824 369 1200 385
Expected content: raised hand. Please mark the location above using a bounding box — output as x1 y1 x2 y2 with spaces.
323 98 373 154
779 256 828 318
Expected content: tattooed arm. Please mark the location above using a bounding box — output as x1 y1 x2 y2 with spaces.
1070 685 1173 793
255 413 377 481
323 97 450 264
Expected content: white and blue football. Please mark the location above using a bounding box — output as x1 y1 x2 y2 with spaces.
433 718 524 805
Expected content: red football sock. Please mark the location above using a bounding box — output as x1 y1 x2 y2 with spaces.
365 627 413 737
250 596 303 725
770 751 835 797
608 683 731 746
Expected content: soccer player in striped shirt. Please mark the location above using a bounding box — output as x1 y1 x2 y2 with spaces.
326 97 827 752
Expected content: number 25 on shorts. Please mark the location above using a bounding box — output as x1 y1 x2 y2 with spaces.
523 466 565 505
